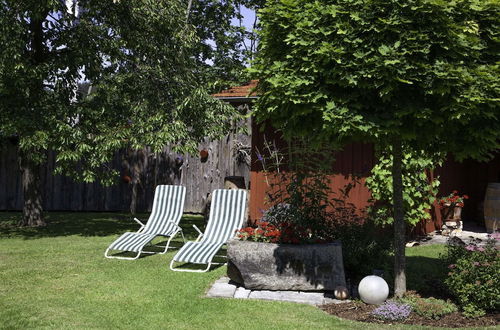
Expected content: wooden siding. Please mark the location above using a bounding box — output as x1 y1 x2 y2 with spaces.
249 119 500 235
249 119 375 222
0 118 251 213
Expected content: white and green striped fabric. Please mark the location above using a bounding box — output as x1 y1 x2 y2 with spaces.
172 189 247 267
105 185 186 258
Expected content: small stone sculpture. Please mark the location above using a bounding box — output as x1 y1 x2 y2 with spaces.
334 286 349 300
358 275 389 305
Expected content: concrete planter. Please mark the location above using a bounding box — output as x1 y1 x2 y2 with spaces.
227 240 346 291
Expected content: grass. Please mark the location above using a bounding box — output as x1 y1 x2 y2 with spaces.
0 212 479 329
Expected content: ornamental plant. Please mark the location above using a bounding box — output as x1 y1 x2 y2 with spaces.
438 191 469 208
237 221 281 243
237 220 327 244
371 301 412 321
255 138 339 243
399 291 458 320
443 235 500 318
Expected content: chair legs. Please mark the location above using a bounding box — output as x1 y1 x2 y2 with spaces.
104 248 142 260
169 259 213 272
105 229 184 260
159 229 185 254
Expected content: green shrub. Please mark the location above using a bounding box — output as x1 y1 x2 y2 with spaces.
332 219 393 283
399 292 457 320
442 235 500 318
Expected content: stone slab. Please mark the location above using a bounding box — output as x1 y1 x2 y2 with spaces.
234 287 251 299
206 282 237 298
206 277 352 306
248 290 323 305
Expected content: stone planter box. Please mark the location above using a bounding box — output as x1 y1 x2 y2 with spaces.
227 240 346 291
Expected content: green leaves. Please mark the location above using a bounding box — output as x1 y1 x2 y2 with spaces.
253 0 500 160
366 147 443 226
0 0 240 184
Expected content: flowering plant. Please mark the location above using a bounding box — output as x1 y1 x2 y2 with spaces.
371 301 412 321
443 234 500 318
237 221 281 243
438 190 469 208
237 220 327 244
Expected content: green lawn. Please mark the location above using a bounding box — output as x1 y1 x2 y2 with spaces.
0 212 473 329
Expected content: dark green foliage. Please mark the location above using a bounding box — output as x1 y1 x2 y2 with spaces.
256 139 338 241
399 291 458 320
334 220 393 283
0 0 242 183
188 0 264 90
442 236 500 318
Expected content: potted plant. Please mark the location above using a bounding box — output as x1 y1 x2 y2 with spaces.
228 210 347 291
438 191 469 229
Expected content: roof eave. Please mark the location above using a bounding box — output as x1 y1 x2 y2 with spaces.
214 96 259 103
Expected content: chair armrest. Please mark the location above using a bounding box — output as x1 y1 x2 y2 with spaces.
192 224 204 242
133 217 145 228
166 221 182 231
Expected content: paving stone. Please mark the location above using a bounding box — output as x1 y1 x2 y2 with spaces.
207 277 351 305
248 290 324 305
233 287 251 299
206 282 237 298
215 276 231 284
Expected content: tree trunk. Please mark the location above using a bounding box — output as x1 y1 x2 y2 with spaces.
392 138 406 297
19 153 45 227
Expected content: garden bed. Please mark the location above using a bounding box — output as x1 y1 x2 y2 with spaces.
320 301 499 328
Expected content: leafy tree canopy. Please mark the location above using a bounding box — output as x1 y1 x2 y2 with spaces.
252 0 499 297
188 0 264 90
0 0 242 183
253 0 499 160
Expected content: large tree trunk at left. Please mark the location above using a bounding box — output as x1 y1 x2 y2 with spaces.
19 153 45 227
392 138 406 298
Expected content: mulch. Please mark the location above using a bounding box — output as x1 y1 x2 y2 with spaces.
320 301 499 328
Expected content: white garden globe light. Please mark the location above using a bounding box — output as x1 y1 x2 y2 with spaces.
358 275 389 304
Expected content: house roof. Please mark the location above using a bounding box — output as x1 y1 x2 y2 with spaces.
212 80 259 102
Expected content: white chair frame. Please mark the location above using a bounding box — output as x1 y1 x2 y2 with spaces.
105 218 185 260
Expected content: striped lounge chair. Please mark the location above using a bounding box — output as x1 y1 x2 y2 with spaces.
169 189 247 272
105 185 186 260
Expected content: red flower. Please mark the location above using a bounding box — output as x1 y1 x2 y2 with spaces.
463 195 469 199
452 190 458 194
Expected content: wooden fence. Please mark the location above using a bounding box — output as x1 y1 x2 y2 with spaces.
0 118 251 214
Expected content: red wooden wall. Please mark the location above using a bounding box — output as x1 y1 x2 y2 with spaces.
249 118 500 234
249 119 374 223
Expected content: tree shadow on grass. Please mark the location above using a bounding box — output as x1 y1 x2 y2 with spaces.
0 212 205 240
405 254 450 299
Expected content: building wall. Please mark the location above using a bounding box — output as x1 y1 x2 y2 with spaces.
249 119 500 234
249 119 375 222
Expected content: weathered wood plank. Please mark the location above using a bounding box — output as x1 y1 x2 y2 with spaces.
0 118 251 213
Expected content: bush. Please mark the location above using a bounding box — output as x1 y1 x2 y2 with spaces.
333 219 393 283
442 235 500 318
399 291 458 320
371 301 412 321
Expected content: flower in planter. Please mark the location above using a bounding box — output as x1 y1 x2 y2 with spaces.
439 191 469 208
237 220 321 244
